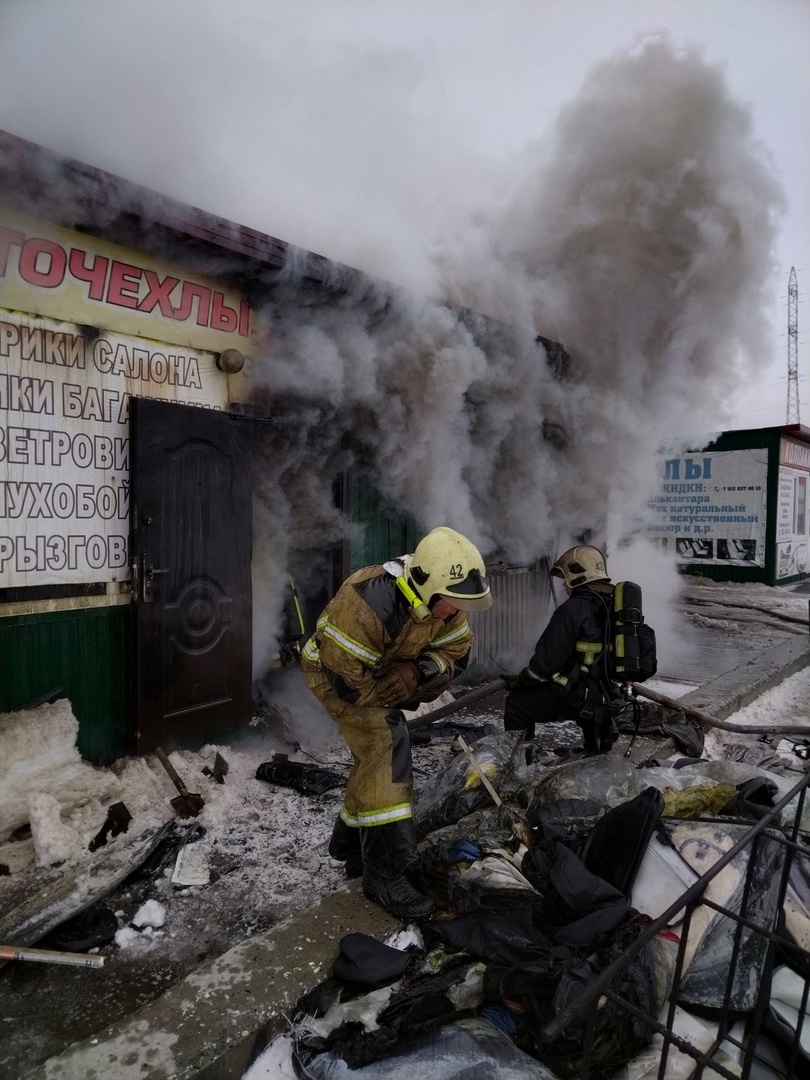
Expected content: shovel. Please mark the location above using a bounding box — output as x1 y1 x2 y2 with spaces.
154 747 205 819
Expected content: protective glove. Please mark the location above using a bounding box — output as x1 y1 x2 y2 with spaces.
375 661 421 707
413 672 452 704
500 671 525 693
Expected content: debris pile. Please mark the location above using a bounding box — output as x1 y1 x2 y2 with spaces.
283 726 810 1079
3 671 810 1077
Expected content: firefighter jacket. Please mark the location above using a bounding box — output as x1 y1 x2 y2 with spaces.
522 581 615 705
301 561 473 705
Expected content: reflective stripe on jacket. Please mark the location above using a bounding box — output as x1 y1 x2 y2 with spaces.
524 583 614 695
301 564 473 706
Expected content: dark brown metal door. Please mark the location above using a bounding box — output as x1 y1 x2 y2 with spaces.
130 397 253 752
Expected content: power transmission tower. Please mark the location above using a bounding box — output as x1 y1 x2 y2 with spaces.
787 266 800 424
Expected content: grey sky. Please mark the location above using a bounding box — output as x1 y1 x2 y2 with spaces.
1 0 808 430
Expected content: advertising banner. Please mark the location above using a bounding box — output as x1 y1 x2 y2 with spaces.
0 207 252 355
0 310 226 588
647 449 768 567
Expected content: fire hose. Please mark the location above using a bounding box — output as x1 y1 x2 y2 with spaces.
634 683 810 736
404 677 810 738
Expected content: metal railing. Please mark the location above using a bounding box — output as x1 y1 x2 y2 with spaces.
540 771 810 1079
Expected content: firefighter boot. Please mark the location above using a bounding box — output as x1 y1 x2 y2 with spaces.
599 714 620 754
328 816 363 879
360 821 435 921
578 714 600 757
591 706 619 755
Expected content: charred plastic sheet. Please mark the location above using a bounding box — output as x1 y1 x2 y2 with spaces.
290 763 810 1080
255 754 345 796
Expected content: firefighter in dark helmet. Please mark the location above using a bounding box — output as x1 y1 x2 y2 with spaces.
502 545 618 760
302 526 493 921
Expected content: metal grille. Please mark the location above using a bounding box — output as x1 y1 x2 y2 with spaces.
465 561 554 679
541 772 810 1079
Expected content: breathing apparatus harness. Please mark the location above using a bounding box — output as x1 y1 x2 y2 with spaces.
592 587 643 757
574 586 641 757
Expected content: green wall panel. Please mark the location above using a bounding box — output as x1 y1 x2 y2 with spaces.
345 470 417 572
0 605 133 765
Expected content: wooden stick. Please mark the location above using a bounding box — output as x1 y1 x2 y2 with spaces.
0 944 105 968
456 736 503 808
635 683 810 736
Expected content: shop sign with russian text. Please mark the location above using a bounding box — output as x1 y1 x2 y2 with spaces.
0 310 226 588
0 207 252 355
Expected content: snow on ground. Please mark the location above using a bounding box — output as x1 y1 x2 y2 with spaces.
702 662 810 763
1 677 499 1072
1 579 809 1075
108 720 354 956
713 663 810 731
243 1033 298 1080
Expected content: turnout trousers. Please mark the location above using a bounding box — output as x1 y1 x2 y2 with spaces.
302 666 413 826
504 682 618 756
504 683 575 736
304 664 435 919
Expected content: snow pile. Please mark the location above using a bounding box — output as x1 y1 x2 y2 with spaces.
0 698 121 843
113 926 141 950
27 792 86 868
131 899 166 930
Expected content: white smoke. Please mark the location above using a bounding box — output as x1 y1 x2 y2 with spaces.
0 8 785 677
445 38 785 522
243 268 565 672
240 37 783 672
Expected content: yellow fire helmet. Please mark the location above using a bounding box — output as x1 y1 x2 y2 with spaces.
551 545 609 588
404 527 493 612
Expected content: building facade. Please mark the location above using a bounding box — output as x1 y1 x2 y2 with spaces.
646 425 810 585
1 131 552 762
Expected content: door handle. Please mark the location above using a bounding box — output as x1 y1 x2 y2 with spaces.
140 553 169 604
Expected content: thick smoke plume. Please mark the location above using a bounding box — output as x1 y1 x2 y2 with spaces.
444 38 784 523
245 39 783 673
245 266 558 673
0 9 784 676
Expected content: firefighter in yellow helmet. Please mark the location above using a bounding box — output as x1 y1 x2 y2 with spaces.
302 526 492 921
502 545 618 760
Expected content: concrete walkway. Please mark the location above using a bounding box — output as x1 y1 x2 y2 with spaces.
681 634 810 719
31 635 810 1080
31 884 399 1080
